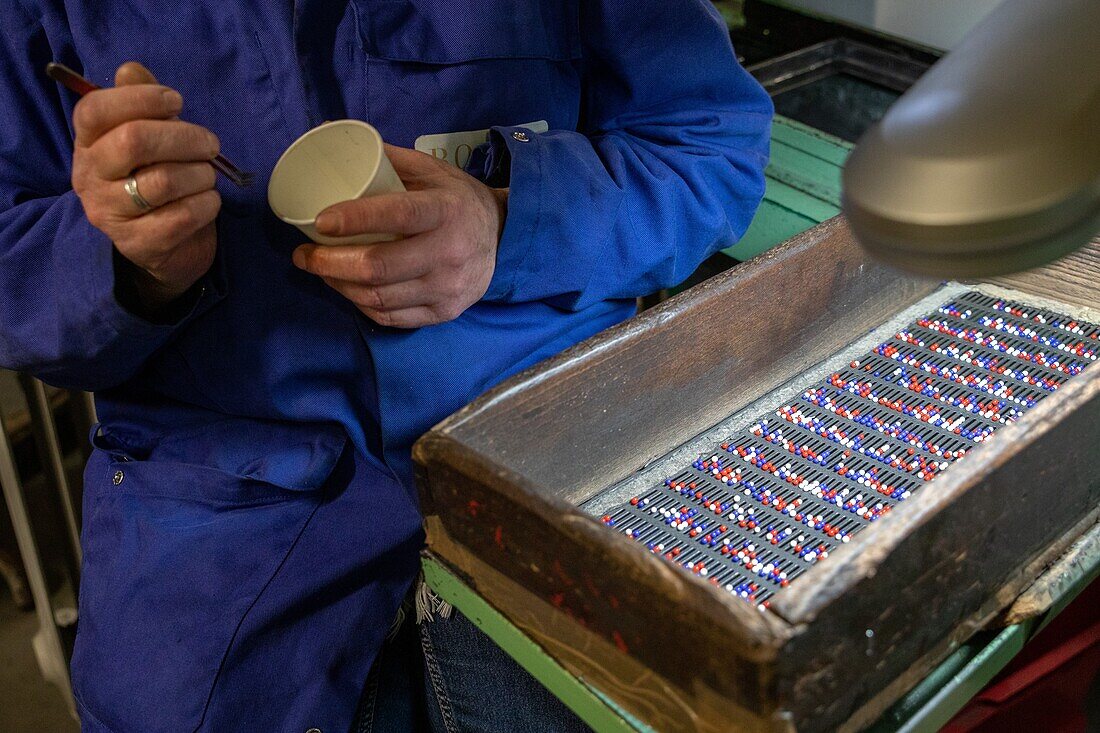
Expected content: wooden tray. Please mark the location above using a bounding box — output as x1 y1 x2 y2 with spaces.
413 218 1100 732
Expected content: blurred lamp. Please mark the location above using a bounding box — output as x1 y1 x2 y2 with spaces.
842 0 1100 277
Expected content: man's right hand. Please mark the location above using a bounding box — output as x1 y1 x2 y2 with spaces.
71 62 221 310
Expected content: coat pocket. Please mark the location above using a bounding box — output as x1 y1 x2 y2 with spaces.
71 422 347 732
362 0 581 64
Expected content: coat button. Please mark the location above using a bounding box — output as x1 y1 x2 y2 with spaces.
512 130 529 142
112 470 124 485
306 729 322 733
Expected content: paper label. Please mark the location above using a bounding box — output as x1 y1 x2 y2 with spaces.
415 120 548 169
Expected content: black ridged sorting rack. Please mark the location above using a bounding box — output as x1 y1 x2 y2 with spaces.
599 291 1099 609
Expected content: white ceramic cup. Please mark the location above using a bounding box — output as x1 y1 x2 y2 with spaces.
268 120 405 245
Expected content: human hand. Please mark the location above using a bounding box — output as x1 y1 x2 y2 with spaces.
71 62 221 309
292 145 507 328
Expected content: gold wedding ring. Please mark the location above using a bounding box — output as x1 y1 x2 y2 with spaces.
124 174 154 213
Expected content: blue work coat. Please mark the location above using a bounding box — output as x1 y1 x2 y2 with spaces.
0 1 771 730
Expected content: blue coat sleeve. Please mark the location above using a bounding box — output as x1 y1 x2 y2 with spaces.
479 0 772 310
0 5 219 391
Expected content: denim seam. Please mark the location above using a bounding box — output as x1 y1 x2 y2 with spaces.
419 622 460 733
355 651 382 733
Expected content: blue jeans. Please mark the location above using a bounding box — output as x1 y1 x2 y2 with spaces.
357 608 590 732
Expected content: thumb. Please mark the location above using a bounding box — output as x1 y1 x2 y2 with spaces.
115 61 158 87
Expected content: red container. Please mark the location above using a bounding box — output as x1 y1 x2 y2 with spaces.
944 579 1100 733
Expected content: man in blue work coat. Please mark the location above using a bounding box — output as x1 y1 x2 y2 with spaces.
0 0 771 730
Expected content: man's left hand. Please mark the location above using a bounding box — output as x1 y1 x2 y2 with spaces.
292 145 506 328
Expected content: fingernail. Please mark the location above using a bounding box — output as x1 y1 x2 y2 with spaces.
162 89 183 111
292 246 309 269
315 211 341 234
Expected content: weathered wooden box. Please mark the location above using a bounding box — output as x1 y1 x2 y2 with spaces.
413 218 1100 732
